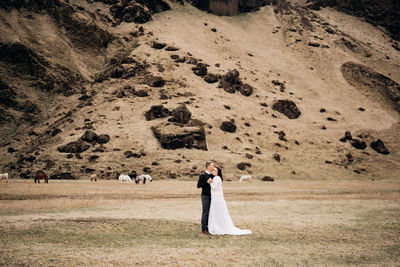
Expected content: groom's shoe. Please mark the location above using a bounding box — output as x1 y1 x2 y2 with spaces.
202 230 210 235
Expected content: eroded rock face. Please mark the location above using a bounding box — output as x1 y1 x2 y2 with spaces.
341 62 400 113
309 0 400 40
57 141 90 153
0 42 84 96
0 1 115 50
272 100 301 119
336 37 372 57
152 124 207 150
0 78 18 108
150 105 206 150
0 78 42 124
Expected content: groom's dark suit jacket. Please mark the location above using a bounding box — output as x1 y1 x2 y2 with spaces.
197 171 214 196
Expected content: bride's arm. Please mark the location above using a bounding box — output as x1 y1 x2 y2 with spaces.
209 176 221 190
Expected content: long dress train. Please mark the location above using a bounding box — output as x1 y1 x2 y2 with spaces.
208 176 252 235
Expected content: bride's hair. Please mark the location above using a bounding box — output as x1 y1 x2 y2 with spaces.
216 167 223 181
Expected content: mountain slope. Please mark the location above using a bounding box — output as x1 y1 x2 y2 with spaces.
0 0 399 181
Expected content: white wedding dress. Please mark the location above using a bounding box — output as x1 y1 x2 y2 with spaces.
208 176 252 235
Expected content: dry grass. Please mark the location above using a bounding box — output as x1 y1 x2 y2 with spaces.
0 179 399 266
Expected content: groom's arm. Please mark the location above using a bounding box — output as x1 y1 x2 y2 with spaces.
197 173 207 188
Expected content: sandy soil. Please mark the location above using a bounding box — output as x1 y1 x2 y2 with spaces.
0 179 399 266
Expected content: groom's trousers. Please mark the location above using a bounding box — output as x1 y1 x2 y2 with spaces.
201 194 211 231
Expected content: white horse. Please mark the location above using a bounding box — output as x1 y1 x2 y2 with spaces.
119 174 133 183
136 174 152 184
0 173 8 183
239 175 252 182
90 174 97 182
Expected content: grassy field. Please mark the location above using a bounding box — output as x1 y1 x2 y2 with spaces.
0 179 399 266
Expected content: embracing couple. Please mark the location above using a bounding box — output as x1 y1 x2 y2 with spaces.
197 161 252 235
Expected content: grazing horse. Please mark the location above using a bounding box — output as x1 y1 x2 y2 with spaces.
136 174 152 184
90 174 97 182
35 172 48 183
239 175 252 182
119 174 132 183
0 173 8 183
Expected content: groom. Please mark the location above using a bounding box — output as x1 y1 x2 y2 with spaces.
197 161 215 234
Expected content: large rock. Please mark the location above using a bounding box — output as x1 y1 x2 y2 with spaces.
152 41 166 49
192 63 208 77
220 121 236 133
340 130 353 142
219 69 242 93
145 75 165 87
237 162 251 170
145 105 170 121
350 139 367 150
272 100 301 119
370 139 390 154
261 176 274 182
95 56 147 83
152 123 207 150
109 0 171 25
169 105 192 124
204 73 220 83
79 130 110 144
97 134 110 144
240 83 254 96
57 141 90 153
81 130 98 143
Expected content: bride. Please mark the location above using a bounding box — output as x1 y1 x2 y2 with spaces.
207 167 252 235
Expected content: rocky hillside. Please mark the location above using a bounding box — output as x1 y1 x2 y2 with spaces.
0 0 399 181
307 0 400 41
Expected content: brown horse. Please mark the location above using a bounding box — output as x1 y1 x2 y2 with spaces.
35 172 48 183
0 173 8 183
